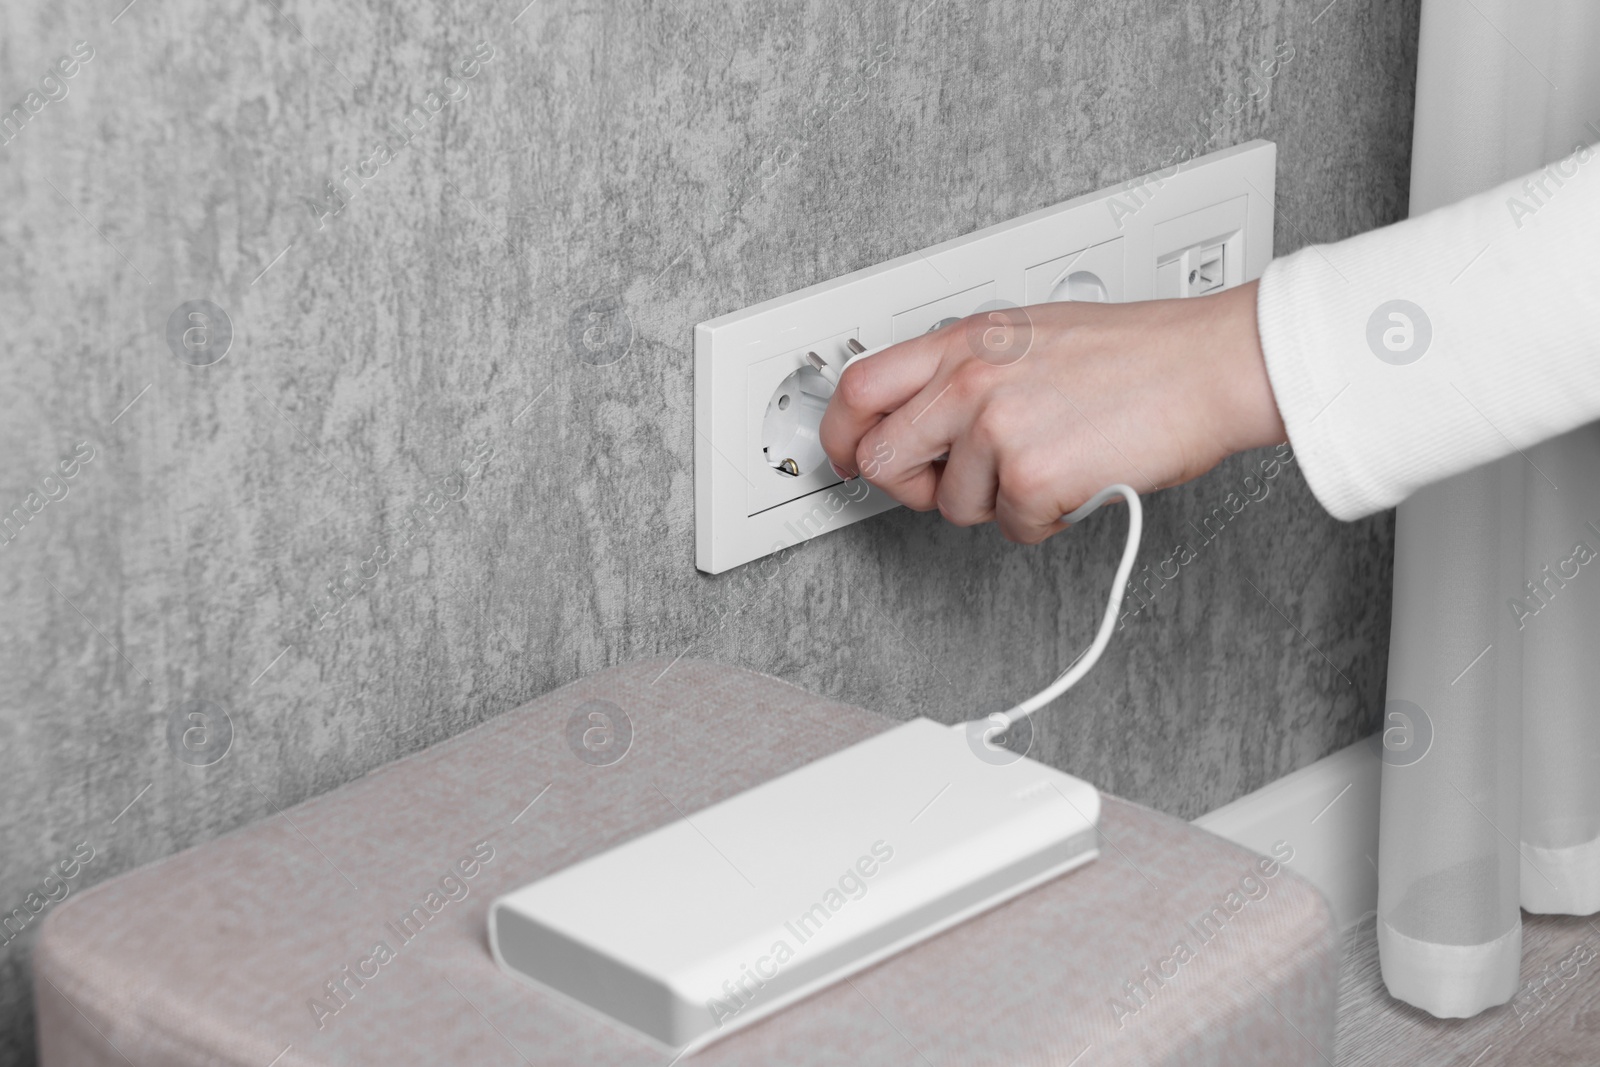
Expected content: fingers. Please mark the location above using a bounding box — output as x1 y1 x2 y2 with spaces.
934 433 999 526
865 451 943 511
995 461 1070 544
995 496 1068 544
852 324 1038 509
819 335 945 476
853 364 977 508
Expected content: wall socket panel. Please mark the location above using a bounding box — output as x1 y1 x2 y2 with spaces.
694 139 1276 574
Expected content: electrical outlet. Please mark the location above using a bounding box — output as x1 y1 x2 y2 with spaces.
695 140 1276 574
745 328 859 515
1025 237 1125 305
891 282 997 342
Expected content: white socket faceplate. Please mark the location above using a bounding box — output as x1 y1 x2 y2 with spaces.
694 139 1276 574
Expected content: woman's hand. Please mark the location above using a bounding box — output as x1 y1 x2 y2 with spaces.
818 280 1286 543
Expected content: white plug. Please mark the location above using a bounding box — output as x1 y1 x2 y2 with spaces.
838 337 894 374
760 338 892 478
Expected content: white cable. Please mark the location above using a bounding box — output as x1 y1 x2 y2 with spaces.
982 483 1142 734
837 339 1142 737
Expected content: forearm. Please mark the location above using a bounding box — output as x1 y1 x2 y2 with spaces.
1257 145 1600 520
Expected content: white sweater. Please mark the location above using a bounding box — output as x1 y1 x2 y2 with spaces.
1255 144 1600 521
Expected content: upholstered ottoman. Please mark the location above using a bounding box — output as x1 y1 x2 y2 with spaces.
35 659 1337 1066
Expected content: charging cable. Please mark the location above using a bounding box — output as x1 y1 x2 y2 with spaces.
831 341 1142 739
983 483 1141 737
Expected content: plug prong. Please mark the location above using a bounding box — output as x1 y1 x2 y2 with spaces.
806 349 841 387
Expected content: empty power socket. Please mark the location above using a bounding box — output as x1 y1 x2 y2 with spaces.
1025 237 1126 305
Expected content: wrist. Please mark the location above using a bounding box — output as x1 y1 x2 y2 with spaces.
1200 279 1286 455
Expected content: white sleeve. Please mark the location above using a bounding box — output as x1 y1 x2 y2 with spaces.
1255 144 1600 521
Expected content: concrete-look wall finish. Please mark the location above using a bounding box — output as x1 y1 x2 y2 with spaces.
0 0 1418 1058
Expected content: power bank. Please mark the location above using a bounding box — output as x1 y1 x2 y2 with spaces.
489 717 1100 1052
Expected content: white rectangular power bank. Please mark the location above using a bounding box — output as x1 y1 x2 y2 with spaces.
489 718 1100 1052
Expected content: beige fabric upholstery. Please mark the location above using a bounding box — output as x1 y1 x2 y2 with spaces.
35 659 1336 1065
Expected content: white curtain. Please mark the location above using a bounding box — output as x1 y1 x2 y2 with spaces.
1380 0 1600 1016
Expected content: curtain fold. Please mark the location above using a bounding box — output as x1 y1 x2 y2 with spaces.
1381 459 1525 1017
1518 428 1600 918
1380 0 1600 1018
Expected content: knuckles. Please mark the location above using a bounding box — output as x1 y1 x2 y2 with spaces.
945 355 998 407
998 453 1055 506
967 400 1013 451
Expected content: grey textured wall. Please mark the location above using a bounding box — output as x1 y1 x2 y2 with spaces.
0 0 1416 1059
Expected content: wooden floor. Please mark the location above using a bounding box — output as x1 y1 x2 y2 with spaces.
1335 912 1600 1065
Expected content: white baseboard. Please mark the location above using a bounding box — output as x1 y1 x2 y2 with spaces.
1192 734 1381 930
